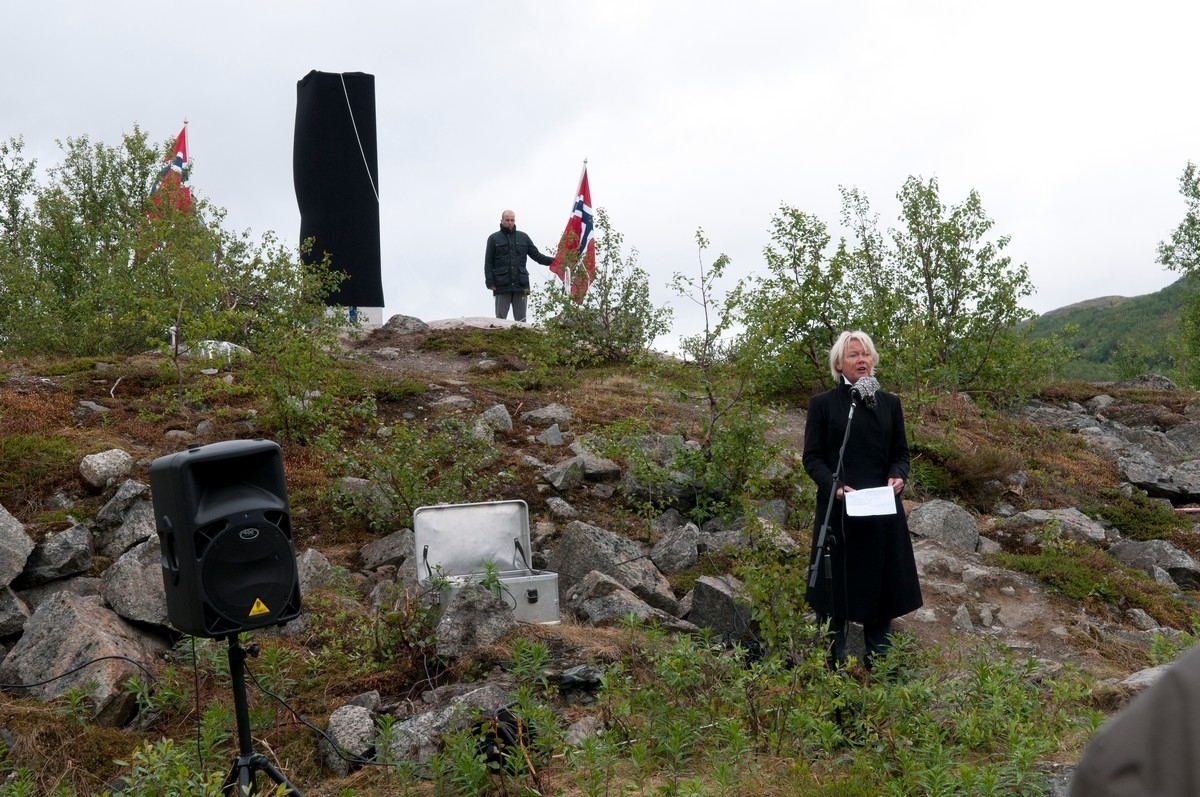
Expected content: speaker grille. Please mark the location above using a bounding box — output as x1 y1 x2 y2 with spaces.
198 517 300 635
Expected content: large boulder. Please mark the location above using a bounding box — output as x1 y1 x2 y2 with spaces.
567 441 622 481
0 588 30 637
91 480 156 558
383 683 515 766
521 403 573 427
1109 539 1200 590
1119 455 1200 501
993 508 1115 551
0 593 167 726
544 458 585 492
687 575 752 641
13 522 93 588
565 571 697 633
0 505 35 589
549 521 678 615
434 584 518 660
909 499 979 553
297 548 334 596
79 449 134 490
381 314 430 335
359 529 415 571
650 523 699 575
319 704 376 777
101 537 169 628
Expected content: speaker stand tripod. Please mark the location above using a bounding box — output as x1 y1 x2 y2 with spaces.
221 634 304 796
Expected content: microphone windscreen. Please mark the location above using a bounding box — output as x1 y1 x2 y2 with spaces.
853 376 880 408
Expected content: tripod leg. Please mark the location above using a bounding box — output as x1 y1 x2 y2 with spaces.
220 754 303 796
253 753 304 795
221 755 257 796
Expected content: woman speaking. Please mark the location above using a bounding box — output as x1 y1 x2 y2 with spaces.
802 330 923 669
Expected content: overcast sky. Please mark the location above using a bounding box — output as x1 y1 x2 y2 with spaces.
6 2 1198 349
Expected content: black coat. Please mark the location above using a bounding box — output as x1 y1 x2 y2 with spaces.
802 382 923 623
484 227 554 294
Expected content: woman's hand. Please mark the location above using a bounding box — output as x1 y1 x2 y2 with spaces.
836 485 856 501
888 477 905 495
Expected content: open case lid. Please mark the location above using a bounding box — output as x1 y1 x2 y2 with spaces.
413 499 533 582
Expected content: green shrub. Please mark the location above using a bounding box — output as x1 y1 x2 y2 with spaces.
735 544 814 662
528 208 672 368
1082 488 1192 541
240 313 352 443
106 739 234 797
319 417 500 532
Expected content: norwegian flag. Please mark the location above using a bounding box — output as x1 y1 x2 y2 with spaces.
549 165 596 302
150 124 192 213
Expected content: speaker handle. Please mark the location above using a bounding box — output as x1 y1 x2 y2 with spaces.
159 517 181 585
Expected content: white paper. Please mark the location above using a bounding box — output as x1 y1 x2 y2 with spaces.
844 485 897 517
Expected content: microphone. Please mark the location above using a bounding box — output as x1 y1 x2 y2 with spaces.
851 375 880 409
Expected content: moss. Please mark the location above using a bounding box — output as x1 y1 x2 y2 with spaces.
1081 488 1192 541
0 705 132 794
0 434 77 513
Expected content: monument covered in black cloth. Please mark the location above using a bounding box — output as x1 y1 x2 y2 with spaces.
293 70 385 313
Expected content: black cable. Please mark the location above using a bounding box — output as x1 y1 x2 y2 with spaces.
242 658 331 743
192 636 204 769
242 650 410 771
0 654 157 691
611 552 654 568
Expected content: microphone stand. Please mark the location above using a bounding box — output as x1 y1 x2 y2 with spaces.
808 396 858 591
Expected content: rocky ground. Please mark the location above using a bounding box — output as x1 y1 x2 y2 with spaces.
8 315 1194 793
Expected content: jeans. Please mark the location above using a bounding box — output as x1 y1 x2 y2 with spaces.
822 616 893 670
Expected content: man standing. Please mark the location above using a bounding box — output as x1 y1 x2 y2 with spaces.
484 210 555 322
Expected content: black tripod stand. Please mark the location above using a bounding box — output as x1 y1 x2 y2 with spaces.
221 634 304 796
808 398 858 592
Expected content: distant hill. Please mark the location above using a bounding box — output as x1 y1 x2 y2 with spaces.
1027 275 1198 381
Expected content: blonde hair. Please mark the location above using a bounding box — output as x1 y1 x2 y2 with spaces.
828 330 879 382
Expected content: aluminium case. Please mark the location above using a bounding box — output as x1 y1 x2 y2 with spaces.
413 499 560 625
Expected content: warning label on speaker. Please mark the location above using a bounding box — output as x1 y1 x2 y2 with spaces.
249 598 271 617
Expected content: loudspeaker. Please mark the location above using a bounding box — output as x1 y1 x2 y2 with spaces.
294 69 385 309
149 440 301 638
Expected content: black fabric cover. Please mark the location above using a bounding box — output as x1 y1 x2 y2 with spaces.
294 70 384 308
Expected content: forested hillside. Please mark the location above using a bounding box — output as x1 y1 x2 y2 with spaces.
1029 275 1198 382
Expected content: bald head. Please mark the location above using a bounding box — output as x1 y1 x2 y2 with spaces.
500 210 516 231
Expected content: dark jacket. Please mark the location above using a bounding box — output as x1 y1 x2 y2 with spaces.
484 227 554 294
802 382 923 623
